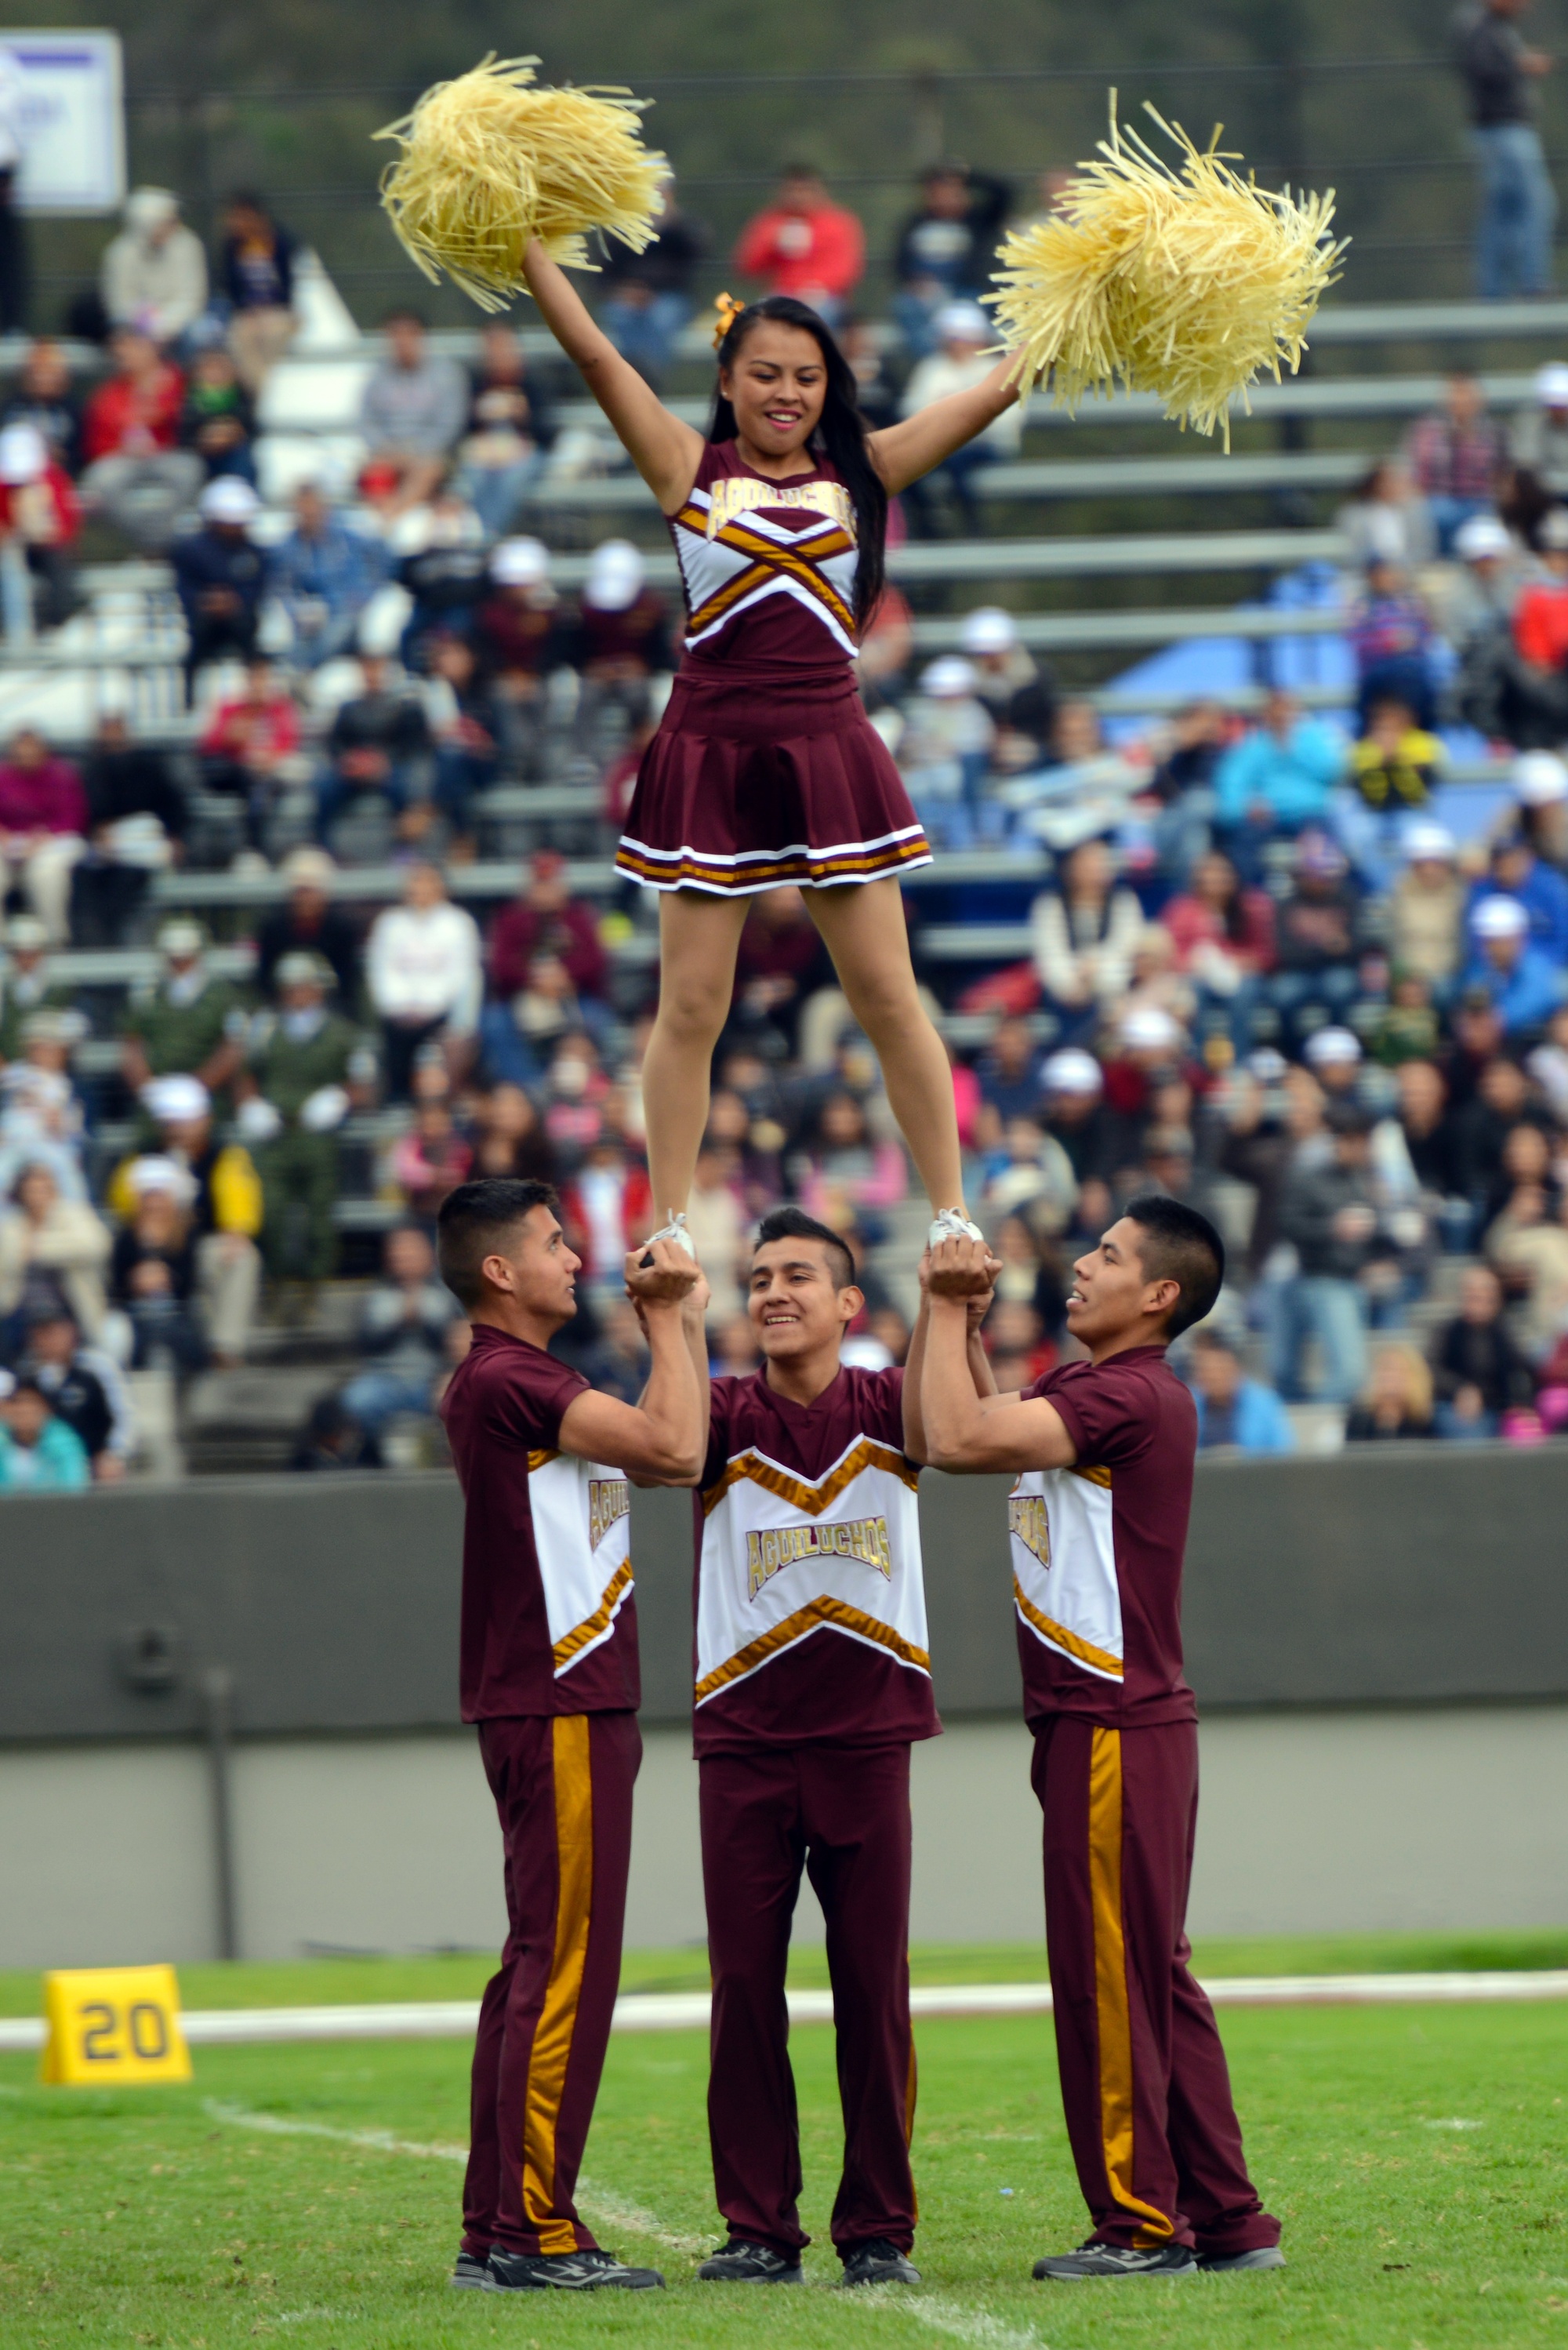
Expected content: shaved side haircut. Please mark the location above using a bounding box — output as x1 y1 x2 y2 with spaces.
1122 1192 1225 1339
437 1176 560 1309
753 1204 856 1293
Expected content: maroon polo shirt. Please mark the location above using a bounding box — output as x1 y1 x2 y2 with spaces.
441 1322 641 1720
693 1363 941 1756
1018 1346 1199 1729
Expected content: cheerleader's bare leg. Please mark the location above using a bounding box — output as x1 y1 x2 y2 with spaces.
640 888 753 1226
805 877 970 1221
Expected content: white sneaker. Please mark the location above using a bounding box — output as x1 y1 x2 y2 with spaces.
927 1207 985 1249
641 1215 697 1260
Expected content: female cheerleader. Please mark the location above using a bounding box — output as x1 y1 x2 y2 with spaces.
521 240 1025 1251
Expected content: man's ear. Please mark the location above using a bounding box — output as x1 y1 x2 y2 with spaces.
837 1283 865 1327
481 1251 517 1297
1144 1277 1181 1328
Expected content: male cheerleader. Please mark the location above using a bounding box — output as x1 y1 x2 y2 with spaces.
910 1197 1283 2280
676 1206 945 2288
436 1176 706 2293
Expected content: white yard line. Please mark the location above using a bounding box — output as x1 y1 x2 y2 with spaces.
4 1968 1566 2054
202 2099 709 2254
206 2097 1042 2337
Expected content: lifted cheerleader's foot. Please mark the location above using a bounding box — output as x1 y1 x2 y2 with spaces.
641 1214 697 1267
927 1208 985 1250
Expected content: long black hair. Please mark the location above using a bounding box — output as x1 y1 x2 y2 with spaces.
710 295 887 629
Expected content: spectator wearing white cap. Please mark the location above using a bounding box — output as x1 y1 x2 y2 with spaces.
170 474 267 699
1513 746 1568 874
1472 823 1568 961
1460 892 1565 1033
314 653 435 851
358 308 469 519
1029 837 1145 1040
0 421 78 638
1400 372 1504 552
78 327 203 554
100 188 209 349
474 537 561 771
255 845 359 1006
109 1073 262 1367
1510 361 1568 478
563 539 673 723
109 1156 205 1372
118 917 248 1109
269 481 389 670
365 859 482 1099
898 301 1020 534
1443 509 1526 734
959 605 1056 765
1390 822 1466 993
0 913 67 1062
898 656 996 849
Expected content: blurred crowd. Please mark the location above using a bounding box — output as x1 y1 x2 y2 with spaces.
2 181 1568 1484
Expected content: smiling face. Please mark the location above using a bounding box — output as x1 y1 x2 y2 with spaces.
1065 1215 1181 1354
720 320 828 467
747 1235 858 1368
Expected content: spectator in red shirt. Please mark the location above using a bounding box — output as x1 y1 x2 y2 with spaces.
488 848 609 1004
0 728 89 943
0 421 79 634
733 166 865 325
1159 849 1276 1052
78 327 201 553
200 659 302 851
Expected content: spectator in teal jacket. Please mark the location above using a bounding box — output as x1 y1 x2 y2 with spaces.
1214 689 1345 876
0 1374 90 1490
1187 1329 1296 1454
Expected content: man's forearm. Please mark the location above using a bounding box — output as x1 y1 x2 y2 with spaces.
920 1295 988 1463
639 1305 706 1476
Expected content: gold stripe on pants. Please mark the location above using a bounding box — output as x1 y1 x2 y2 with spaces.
1087 1725 1174 2246
521 1714 593 2254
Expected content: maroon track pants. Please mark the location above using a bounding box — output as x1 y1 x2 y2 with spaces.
1032 1715 1279 2257
700 1742 918 2259
461 1709 641 2258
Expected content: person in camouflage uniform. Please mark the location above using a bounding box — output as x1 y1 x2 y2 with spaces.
118 917 249 1108
0 915 74 1065
241 950 372 1286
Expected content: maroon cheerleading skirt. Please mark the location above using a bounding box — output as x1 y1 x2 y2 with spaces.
615 667 933 895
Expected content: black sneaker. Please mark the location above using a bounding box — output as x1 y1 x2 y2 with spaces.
1198 2245 1286 2272
840 2238 922 2287
449 2250 492 2290
487 2246 664 2290
1033 2240 1197 2281
697 2240 803 2283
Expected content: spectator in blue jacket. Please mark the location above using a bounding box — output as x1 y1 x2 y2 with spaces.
0 1372 90 1490
1213 689 1345 875
1187 1329 1297 1453
1473 830 1568 964
1460 893 1566 1034
269 481 387 669
170 475 268 700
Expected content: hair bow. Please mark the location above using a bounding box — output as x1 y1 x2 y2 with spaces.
711 290 746 350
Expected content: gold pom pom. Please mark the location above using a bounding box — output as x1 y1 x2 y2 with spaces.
985 97 1347 450
375 54 666 313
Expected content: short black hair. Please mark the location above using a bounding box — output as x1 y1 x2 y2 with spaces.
437 1177 559 1309
753 1205 855 1292
1121 1192 1225 1340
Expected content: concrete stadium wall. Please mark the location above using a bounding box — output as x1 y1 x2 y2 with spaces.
2 1444 1566 1742
2 1448 1566 1965
2 1709 1566 1968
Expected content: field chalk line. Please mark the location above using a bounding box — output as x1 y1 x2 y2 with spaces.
3 1969 1565 2054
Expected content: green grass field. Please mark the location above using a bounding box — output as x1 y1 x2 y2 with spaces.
2 1944 1566 2349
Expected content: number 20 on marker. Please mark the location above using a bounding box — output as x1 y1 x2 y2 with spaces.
38 1965 192 2085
